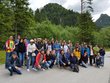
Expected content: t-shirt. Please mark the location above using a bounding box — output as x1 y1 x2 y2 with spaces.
47 45 52 51
64 45 68 53
93 47 99 55
6 40 14 52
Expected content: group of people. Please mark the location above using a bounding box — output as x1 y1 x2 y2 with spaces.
5 35 105 76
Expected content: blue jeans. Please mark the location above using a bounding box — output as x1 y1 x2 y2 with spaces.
41 62 48 69
101 56 104 66
19 52 25 66
81 61 88 68
5 52 12 68
56 52 60 65
27 52 36 69
46 60 53 67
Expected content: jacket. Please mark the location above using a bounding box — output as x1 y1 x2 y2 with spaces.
35 52 46 66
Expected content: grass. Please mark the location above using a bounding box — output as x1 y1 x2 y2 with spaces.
0 51 5 65
105 48 110 52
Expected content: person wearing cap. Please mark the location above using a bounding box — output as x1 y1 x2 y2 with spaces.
7 52 22 76
26 39 36 71
5 36 15 68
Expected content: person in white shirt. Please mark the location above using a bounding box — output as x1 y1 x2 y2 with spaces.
64 42 69 53
89 45 95 66
27 39 36 71
47 41 52 52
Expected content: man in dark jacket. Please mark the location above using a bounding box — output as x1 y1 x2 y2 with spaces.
99 47 105 67
7 52 22 76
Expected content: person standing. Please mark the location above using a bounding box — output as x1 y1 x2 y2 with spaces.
53 40 61 66
89 45 94 66
99 47 105 67
18 39 26 66
26 39 36 71
15 35 21 53
5 36 15 68
64 42 69 53
93 45 99 64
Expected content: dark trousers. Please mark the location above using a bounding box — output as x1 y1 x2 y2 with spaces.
89 55 96 65
70 64 79 72
8 66 22 75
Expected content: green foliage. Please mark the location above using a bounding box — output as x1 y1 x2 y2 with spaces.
93 27 110 47
79 12 96 43
35 3 80 26
0 51 5 64
0 0 35 49
0 1 110 50
0 0 14 49
95 14 110 27
25 20 80 43
10 0 36 37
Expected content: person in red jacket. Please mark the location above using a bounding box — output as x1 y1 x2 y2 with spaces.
35 49 48 70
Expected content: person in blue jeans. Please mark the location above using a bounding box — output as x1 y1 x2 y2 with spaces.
26 39 36 72
18 39 26 66
7 52 22 76
59 50 70 68
5 36 15 69
99 47 105 67
45 50 53 68
53 40 61 66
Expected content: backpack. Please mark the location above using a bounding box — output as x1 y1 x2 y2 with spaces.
73 64 79 72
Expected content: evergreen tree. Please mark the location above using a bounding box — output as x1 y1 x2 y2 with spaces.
0 0 14 48
79 0 95 43
10 0 35 38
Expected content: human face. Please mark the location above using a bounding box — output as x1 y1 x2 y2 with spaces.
20 39 23 43
12 54 17 59
61 50 64 55
41 51 44 54
9 36 13 40
46 50 50 55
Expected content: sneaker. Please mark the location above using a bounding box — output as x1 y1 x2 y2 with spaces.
27 69 30 72
32 68 38 72
41 68 45 71
99 66 102 68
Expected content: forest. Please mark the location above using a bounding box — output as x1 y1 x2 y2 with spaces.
0 0 110 49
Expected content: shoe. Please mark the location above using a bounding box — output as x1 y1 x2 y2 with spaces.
27 69 30 72
10 72 13 76
32 68 38 72
41 68 45 71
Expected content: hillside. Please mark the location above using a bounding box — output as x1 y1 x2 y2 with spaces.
35 3 80 26
95 14 110 27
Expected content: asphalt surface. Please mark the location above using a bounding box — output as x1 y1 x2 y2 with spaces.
0 52 110 83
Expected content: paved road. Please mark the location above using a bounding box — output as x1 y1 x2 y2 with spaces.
0 52 110 83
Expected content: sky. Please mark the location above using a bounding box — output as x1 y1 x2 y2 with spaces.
29 0 110 21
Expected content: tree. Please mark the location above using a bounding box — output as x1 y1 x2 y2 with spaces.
35 3 80 27
79 0 95 43
0 0 14 48
10 0 35 38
